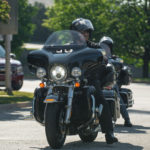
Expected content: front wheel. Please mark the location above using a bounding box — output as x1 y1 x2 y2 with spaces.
79 130 98 143
45 103 66 149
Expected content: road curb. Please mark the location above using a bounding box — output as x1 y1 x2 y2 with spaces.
0 102 32 111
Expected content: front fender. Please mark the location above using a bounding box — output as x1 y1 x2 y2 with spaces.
44 94 64 103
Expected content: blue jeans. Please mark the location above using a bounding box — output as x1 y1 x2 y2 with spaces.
114 85 129 120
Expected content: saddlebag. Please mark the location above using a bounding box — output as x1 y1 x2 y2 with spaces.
103 89 120 120
119 88 134 108
103 89 116 101
118 66 132 85
102 89 115 117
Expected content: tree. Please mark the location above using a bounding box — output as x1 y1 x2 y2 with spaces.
43 0 117 41
11 0 37 56
31 2 51 43
0 0 10 23
43 0 150 77
109 0 150 77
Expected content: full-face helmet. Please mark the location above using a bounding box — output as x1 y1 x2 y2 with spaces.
70 18 94 36
100 36 114 51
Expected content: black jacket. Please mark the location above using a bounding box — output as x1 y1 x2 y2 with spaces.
87 40 108 64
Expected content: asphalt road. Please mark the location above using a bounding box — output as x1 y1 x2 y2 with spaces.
0 82 150 150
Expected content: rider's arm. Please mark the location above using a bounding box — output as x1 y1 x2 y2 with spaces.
87 40 102 49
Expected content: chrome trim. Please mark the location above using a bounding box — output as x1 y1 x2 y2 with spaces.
65 85 74 124
91 95 96 118
105 98 115 101
98 104 103 116
47 86 53 95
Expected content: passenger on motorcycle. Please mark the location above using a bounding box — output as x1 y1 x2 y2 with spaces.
70 18 118 144
100 36 133 127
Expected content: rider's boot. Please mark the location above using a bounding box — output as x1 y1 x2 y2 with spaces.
105 131 118 144
124 118 132 127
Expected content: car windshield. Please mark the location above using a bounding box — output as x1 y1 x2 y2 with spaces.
43 30 87 52
0 45 5 58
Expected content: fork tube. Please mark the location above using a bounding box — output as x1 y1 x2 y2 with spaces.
91 95 96 118
47 86 53 95
65 86 74 124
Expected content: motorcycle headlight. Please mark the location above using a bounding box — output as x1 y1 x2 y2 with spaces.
36 67 46 78
50 65 67 81
71 67 82 77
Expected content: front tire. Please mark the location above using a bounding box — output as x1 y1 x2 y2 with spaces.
79 130 98 143
45 103 66 149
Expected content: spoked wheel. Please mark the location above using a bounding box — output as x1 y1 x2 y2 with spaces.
79 129 98 143
45 104 66 149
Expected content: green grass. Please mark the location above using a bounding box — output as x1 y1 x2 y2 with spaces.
133 78 150 83
0 91 33 104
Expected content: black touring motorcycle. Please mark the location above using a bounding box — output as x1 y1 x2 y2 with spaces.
27 30 120 149
110 57 134 107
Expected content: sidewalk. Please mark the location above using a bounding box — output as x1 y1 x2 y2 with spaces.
23 43 44 49
0 102 31 111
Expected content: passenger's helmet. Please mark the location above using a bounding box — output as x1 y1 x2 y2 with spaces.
100 36 114 51
70 18 94 34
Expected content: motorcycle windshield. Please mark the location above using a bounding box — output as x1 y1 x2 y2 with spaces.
43 30 87 52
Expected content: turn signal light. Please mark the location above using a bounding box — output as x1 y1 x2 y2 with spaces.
75 82 80 88
39 83 45 88
45 99 55 102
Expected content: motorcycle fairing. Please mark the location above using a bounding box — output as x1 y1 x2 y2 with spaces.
27 47 104 79
27 29 104 80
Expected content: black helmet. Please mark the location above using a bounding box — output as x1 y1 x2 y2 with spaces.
100 36 114 51
70 18 94 32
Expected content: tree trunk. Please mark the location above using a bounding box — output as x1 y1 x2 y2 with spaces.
142 48 149 78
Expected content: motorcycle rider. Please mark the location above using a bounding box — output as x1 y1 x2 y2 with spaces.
70 18 118 144
100 36 133 127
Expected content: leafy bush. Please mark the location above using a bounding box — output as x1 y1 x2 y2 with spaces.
11 0 38 57
0 0 10 23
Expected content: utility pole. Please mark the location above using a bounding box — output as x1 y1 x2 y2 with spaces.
0 0 18 95
4 34 13 95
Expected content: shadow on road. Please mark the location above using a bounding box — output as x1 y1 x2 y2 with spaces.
0 106 31 121
128 109 150 115
115 124 150 134
31 141 143 150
